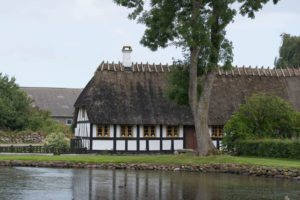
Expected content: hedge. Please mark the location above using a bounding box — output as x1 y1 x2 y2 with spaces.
235 139 300 159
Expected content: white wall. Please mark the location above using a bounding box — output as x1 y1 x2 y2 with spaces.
174 140 183 150
93 140 113 150
128 141 137 151
139 140 146 151
162 140 171 150
75 123 90 137
116 141 125 150
77 107 89 122
149 140 160 151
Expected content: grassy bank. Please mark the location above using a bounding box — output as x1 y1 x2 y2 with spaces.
0 154 299 169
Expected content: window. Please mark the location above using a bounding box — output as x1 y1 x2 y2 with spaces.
167 126 179 137
120 125 133 137
211 125 224 138
82 107 86 118
66 119 72 126
143 126 156 138
97 125 110 137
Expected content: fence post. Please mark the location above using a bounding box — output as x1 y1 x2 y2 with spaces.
29 145 32 153
10 145 14 153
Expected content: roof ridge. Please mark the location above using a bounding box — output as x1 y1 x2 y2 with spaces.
95 61 300 77
20 86 83 89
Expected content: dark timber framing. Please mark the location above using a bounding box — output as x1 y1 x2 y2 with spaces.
89 123 93 151
81 125 187 153
77 124 223 153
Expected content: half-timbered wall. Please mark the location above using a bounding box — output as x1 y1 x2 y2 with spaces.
90 124 184 152
75 107 91 149
208 126 223 149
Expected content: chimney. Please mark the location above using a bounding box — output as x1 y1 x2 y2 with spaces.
122 46 132 68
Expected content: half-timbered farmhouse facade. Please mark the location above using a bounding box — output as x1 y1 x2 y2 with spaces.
73 47 300 153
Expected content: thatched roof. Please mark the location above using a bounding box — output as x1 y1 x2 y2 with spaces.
75 62 300 125
21 87 82 118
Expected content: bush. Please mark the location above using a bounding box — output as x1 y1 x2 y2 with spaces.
235 139 300 159
223 93 300 151
42 133 70 149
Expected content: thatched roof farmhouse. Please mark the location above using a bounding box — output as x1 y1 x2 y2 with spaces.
73 46 300 152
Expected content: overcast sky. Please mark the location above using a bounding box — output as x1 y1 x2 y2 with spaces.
1 0 299 88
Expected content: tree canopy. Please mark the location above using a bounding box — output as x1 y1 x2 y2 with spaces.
0 73 34 130
275 33 300 68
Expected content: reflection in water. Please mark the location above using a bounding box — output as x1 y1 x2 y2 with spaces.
0 167 299 200
71 168 300 200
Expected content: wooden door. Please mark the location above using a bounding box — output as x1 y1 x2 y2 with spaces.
184 126 197 150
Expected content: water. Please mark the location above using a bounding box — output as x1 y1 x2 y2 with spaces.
0 167 299 200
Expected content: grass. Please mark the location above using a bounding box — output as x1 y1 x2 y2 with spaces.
0 154 299 169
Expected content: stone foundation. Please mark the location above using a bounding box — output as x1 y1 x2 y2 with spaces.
0 160 300 180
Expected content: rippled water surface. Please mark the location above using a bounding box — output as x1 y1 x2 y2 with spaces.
0 167 299 200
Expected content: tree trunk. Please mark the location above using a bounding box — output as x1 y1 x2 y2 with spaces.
195 69 217 156
189 48 216 156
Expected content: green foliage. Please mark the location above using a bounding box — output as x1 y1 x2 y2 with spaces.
275 33 300 68
42 132 70 149
223 93 300 151
0 73 71 134
235 139 300 159
166 62 202 106
0 73 34 130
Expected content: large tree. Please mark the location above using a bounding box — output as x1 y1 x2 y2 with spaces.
275 33 300 68
113 0 280 156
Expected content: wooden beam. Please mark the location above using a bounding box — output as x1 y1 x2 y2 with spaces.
292 67 297 76
101 61 105 71
287 67 292 77
243 65 247 75
274 67 279 77
268 67 272 76
280 67 285 77
161 64 165 72
148 63 151 72
256 66 261 76
262 66 266 76
154 63 158 72
237 66 241 76
251 66 255 76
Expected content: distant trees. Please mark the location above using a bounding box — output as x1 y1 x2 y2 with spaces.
0 73 70 133
0 73 33 130
223 93 300 151
275 33 300 68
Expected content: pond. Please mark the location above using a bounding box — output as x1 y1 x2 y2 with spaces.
0 167 299 200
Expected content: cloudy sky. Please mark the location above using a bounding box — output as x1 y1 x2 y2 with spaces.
1 0 299 88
